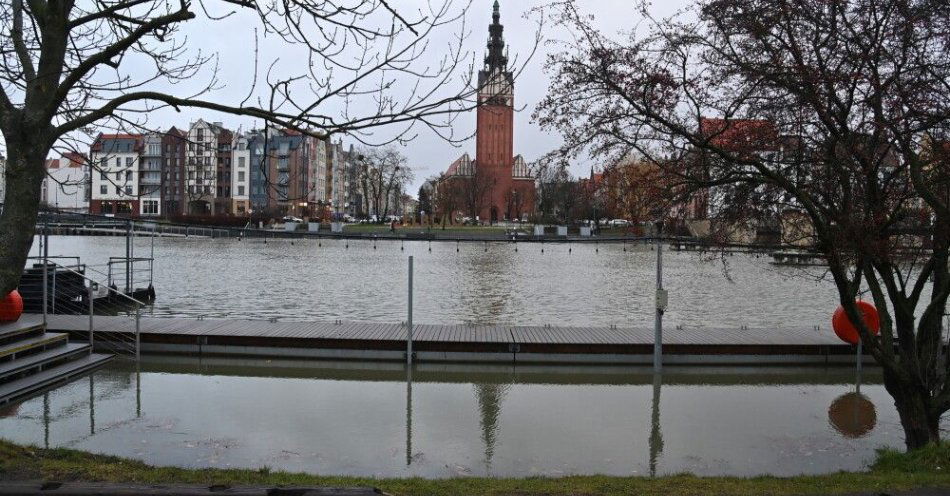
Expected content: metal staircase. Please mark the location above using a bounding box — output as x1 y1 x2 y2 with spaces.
0 314 113 406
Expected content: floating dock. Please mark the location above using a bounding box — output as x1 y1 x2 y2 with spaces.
36 314 868 365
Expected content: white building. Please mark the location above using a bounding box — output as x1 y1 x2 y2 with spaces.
231 133 250 214
41 153 89 212
329 140 347 217
138 133 163 217
89 134 142 216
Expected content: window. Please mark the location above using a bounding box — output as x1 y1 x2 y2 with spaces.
115 171 121 181
100 171 107 180
125 185 132 195
238 171 245 182
125 157 133 167
197 128 204 141
100 185 107 195
125 170 132 181
115 157 121 167
142 200 159 215
238 186 245 196
238 157 246 168
116 186 121 195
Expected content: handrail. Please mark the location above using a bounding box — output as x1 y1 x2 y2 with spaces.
51 262 148 307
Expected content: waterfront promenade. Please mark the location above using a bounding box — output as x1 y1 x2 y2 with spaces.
36 313 864 365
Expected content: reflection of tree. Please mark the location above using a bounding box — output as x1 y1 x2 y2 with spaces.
474 382 510 474
828 392 877 438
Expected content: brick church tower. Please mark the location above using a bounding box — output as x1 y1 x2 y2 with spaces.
443 1 534 223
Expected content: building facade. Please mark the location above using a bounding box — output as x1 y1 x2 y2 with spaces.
440 1 535 223
41 153 89 212
184 120 232 214
231 133 251 215
89 134 143 216
161 127 187 218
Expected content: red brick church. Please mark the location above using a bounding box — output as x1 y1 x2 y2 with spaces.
440 1 535 223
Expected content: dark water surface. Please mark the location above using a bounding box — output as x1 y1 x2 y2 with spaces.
0 357 919 478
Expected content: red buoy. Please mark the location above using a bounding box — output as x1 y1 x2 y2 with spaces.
832 301 880 345
0 290 23 323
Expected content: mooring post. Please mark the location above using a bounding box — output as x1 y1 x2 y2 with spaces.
654 230 666 373
42 224 48 325
88 283 94 355
407 255 414 367
135 305 141 361
125 220 132 294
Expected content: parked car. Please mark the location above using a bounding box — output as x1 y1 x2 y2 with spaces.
609 219 630 227
342 214 355 222
282 215 303 223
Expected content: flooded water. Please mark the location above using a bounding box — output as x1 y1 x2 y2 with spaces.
33 235 842 328
0 357 915 478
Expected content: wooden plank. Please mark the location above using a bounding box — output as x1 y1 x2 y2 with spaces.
32 314 849 349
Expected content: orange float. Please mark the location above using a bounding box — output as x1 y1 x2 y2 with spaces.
832 300 880 345
0 290 23 323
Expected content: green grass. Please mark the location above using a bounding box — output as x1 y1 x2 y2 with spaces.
3 439 950 495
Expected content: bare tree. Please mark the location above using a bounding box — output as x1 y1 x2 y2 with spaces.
431 173 458 229
0 0 487 293
536 0 950 450
357 146 412 220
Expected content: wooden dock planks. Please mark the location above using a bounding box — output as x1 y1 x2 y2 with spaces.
34 313 848 354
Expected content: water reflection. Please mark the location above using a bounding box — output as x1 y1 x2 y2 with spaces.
0 357 915 478
828 392 877 438
649 373 663 477
460 246 515 324
474 382 510 474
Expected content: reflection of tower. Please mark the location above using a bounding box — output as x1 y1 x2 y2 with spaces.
461 247 514 324
474 382 510 474
648 373 664 477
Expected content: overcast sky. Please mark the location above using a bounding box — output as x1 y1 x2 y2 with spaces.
9 1 691 197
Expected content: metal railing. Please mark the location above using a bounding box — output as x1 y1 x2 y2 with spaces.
40 261 143 361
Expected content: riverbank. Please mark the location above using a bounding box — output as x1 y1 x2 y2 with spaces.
1 439 949 495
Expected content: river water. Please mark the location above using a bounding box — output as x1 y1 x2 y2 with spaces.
33 235 841 328
0 357 915 478
9 236 934 477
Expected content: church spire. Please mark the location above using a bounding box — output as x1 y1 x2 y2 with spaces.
485 0 507 71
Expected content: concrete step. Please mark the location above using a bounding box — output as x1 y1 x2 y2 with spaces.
0 353 114 405
0 342 90 381
0 332 68 360
0 315 45 341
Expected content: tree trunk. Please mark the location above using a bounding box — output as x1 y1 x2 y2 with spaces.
884 368 941 450
0 143 47 295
